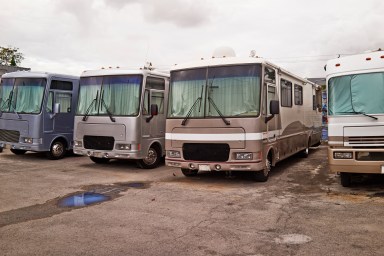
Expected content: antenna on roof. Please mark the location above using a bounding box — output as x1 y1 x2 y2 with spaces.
143 62 154 70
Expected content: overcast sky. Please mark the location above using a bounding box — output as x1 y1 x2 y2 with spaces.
1 0 383 78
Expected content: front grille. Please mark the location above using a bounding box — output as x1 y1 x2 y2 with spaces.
0 129 20 143
83 135 114 150
183 143 230 162
346 136 384 145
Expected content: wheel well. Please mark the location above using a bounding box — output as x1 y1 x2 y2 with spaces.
149 142 162 156
51 137 68 150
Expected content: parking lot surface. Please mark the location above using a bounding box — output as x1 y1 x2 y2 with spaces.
1 146 384 256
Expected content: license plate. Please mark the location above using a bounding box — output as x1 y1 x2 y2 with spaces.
381 166 384 174
199 164 211 171
93 152 103 158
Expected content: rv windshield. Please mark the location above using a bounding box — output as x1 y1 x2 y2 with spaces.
328 72 384 115
168 64 261 118
1 78 46 114
0 78 14 112
77 75 142 116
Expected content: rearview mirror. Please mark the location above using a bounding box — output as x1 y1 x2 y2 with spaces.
146 104 158 122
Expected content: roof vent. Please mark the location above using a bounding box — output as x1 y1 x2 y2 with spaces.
212 46 236 58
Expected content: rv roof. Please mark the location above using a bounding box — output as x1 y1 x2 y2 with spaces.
171 56 318 88
81 68 169 78
326 50 384 77
1 71 79 80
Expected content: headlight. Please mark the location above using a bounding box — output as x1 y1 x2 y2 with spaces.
235 152 253 160
74 140 83 147
22 137 33 144
167 150 181 158
115 144 131 150
334 152 353 159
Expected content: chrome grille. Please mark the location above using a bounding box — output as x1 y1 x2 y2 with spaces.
0 129 20 143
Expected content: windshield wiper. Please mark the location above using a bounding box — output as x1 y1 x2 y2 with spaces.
336 111 378 120
181 84 204 126
1 91 21 119
100 90 116 122
207 96 230 125
82 90 99 121
206 75 230 125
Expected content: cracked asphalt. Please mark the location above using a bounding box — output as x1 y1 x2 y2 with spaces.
0 145 384 256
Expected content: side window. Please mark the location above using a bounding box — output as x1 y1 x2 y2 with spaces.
264 66 276 115
56 93 72 113
294 84 303 105
46 91 53 113
51 80 73 91
151 91 164 114
281 79 292 107
142 90 149 115
146 77 165 90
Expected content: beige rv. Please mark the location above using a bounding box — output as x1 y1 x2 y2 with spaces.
326 49 384 187
165 48 322 181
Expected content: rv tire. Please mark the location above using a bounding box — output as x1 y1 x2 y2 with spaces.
137 145 161 169
90 156 110 164
253 155 271 182
47 140 66 160
181 168 198 177
340 172 352 187
10 149 27 155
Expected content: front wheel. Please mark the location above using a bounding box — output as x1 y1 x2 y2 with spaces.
10 148 27 155
181 168 198 177
340 172 352 187
253 156 271 182
46 140 66 160
137 146 161 169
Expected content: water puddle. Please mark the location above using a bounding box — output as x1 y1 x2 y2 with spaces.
58 192 111 207
0 181 150 228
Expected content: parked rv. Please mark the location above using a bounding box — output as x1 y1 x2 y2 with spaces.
166 47 322 181
326 49 384 187
0 71 79 159
73 68 169 169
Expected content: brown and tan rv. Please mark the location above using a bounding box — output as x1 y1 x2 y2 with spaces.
165 47 322 181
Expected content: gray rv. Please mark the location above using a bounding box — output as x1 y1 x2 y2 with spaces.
0 71 79 159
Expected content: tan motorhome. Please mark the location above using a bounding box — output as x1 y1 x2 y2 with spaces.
165 48 322 181
326 49 384 187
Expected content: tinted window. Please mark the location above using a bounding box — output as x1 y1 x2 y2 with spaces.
146 77 165 90
51 80 73 91
281 79 292 107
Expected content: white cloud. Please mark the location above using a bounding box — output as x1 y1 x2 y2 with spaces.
0 0 383 78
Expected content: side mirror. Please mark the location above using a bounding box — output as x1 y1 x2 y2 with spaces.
265 100 279 123
270 100 279 115
50 103 60 119
146 104 158 122
53 103 61 114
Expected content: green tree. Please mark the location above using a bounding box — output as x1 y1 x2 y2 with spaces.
0 46 24 66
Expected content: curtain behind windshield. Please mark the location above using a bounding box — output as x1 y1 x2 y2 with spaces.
77 77 102 115
100 76 141 116
12 78 45 113
328 72 384 115
169 69 206 117
0 78 14 111
168 65 261 118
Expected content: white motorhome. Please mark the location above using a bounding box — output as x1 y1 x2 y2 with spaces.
73 68 169 168
326 49 384 187
166 48 322 181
